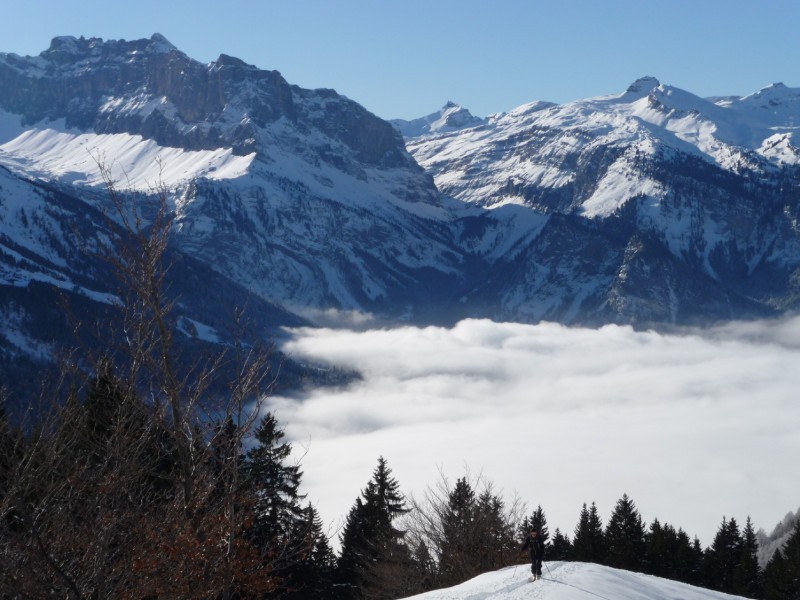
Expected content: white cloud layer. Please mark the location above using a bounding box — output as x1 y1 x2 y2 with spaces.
266 317 800 546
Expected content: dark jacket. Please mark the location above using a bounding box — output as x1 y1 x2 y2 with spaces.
522 534 545 560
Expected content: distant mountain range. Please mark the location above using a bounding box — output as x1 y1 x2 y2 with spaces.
1 34 799 398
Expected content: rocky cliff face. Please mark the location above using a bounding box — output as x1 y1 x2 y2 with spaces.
0 33 414 170
0 34 459 328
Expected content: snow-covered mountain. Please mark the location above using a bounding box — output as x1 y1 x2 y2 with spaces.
400 562 747 600
0 34 473 398
0 158 310 408
0 34 465 319
407 77 800 212
403 77 800 324
390 101 487 138
1 35 800 390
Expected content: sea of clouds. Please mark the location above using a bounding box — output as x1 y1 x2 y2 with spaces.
266 316 800 546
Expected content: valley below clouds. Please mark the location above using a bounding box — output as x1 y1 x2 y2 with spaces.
266 316 800 545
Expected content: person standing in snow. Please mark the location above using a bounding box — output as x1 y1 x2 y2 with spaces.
521 528 545 580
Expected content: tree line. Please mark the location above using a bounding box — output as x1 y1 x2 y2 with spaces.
3 388 800 599
1 171 798 598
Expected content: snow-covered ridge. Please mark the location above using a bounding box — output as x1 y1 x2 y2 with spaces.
715 82 800 126
1 36 799 329
405 76 800 218
391 102 487 138
0 34 181 81
0 110 254 189
402 562 747 600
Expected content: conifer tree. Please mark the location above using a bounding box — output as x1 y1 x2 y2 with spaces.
704 516 742 593
438 477 477 585
244 412 307 589
283 504 337 599
0 394 13 499
642 520 699 583
572 502 604 563
672 527 703 585
604 494 646 572
689 536 706 586
549 528 572 561
520 505 550 546
435 478 517 585
732 516 762 598
336 457 410 600
474 490 516 573
763 518 800 600
644 518 668 577
410 541 437 593
83 359 128 443
763 548 789 600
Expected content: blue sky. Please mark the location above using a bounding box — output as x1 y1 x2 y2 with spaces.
1 1 798 119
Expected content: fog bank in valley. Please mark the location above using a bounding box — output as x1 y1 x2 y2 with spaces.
267 317 800 545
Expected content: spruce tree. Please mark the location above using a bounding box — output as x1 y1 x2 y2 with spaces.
0 394 12 498
283 504 337 599
70 363 176 495
83 359 128 445
474 490 516 573
704 516 742 593
644 518 668 577
549 528 572 561
689 536 706 586
732 516 762 598
673 528 703 585
604 494 646 572
572 502 605 563
336 457 410 600
763 548 789 600
409 541 437 594
244 412 306 581
763 518 800 600
520 505 550 546
436 478 516 585
438 477 477 586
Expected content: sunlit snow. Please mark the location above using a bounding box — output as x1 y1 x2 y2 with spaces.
400 562 747 600
0 111 254 189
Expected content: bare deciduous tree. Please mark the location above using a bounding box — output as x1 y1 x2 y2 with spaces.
0 165 282 598
403 468 526 590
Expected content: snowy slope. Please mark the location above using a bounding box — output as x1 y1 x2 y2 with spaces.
400 78 800 325
406 77 800 216
401 562 747 600
391 101 487 138
0 110 254 189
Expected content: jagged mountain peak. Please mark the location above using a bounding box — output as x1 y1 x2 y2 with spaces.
711 81 800 134
390 101 485 138
625 75 661 95
643 81 719 115
41 33 180 62
0 34 419 169
148 32 177 52
739 81 800 107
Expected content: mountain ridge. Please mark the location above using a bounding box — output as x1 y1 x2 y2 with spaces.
1 36 800 391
